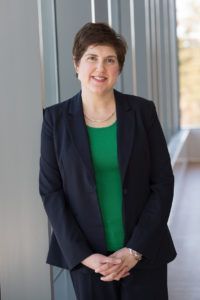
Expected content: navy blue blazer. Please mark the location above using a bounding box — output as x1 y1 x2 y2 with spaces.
39 90 176 270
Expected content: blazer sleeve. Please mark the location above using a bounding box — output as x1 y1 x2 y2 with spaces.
126 102 174 260
39 108 93 270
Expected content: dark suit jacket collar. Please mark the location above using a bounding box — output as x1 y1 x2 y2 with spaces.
68 89 132 115
66 89 135 185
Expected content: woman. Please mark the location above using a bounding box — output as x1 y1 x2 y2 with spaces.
39 22 176 300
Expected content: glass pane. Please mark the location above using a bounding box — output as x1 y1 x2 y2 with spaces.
176 0 200 127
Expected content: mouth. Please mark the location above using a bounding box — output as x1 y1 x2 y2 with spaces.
91 76 107 82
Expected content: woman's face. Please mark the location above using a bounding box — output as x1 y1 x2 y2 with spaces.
74 44 120 96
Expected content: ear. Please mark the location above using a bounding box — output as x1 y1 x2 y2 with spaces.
73 57 79 74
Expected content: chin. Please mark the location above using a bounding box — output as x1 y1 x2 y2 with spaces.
90 86 114 96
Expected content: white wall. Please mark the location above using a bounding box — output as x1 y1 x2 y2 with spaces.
0 1 51 299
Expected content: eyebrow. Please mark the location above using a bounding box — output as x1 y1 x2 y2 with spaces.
85 53 117 58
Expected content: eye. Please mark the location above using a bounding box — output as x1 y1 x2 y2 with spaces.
87 55 97 62
106 57 117 64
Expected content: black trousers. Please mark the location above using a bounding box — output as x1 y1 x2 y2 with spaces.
70 264 168 300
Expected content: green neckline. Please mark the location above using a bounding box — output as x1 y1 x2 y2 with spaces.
86 121 117 130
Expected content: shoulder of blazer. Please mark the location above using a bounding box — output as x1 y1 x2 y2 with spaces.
42 92 80 125
114 89 155 110
114 89 157 128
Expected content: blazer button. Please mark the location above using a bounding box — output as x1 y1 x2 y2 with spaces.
123 188 128 195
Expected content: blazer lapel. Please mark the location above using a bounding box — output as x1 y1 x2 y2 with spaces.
66 92 96 187
115 90 136 183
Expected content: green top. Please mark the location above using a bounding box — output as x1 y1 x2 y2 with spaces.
86 122 125 251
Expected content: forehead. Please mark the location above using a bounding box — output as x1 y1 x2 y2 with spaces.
83 44 117 56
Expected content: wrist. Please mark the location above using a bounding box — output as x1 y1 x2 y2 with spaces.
127 248 142 261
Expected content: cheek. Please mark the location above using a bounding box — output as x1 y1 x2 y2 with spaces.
77 68 87 81
110 68 120 78
79 65 93 77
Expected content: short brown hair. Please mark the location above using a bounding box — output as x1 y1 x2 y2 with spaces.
72 22 127 73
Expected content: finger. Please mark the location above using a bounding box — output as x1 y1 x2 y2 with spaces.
100 266 128 282
97 266 121 276
120 272 130 278
95 263 110 274
98 263 125 276
100 270 129 282
100 272 117 282
102 257 122 265
95 261 122 274
113 267 129 281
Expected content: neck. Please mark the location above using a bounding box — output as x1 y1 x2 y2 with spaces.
81 89 115 112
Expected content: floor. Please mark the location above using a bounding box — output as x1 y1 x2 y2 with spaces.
168 163 200 300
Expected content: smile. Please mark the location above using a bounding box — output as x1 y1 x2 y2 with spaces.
92 76 107 82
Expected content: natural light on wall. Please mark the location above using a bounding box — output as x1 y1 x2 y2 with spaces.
176 0 200 127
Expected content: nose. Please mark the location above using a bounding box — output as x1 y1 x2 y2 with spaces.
96 60 105 71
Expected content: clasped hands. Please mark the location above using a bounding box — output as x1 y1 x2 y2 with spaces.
81 247 139 282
